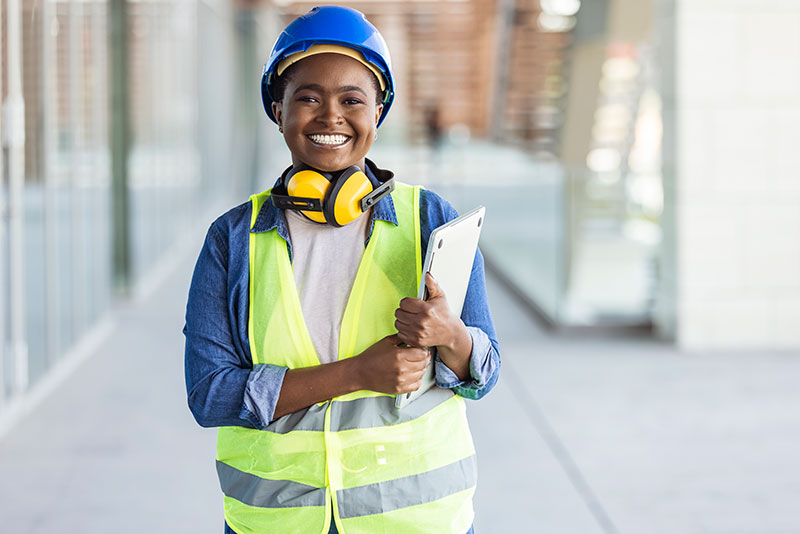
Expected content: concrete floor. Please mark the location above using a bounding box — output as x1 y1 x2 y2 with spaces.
1 237 799 533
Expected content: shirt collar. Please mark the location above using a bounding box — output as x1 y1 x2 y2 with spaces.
250 158 397 235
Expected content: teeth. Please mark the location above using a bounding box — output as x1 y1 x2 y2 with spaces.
309 134 349 145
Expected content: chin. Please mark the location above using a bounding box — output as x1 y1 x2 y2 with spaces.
304 156 363 173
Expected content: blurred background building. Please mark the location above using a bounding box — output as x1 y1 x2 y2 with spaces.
2 0 800 428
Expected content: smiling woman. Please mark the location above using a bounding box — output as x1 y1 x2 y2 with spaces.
272 53 384 172
183 6 500 534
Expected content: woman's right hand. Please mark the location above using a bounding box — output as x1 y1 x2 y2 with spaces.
274 334 430 420
353 334 431 394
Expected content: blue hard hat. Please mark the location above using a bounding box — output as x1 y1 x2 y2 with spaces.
261 6 395 127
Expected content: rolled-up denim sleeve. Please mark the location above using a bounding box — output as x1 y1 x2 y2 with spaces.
184 220 287 429
435 326 500 400
242 364 287 427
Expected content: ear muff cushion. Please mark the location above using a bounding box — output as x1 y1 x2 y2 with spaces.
287 169 332 223
324 166 372 227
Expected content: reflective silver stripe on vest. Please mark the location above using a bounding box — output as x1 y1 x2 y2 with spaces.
331 387 455 431
216 461 326 508
264 400 329 434
336 454 477 519
264 387 455 434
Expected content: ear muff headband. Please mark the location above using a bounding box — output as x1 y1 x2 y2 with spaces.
270 165 395 227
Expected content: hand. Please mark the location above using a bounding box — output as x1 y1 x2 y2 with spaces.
394 273 460 349
353 334 431 394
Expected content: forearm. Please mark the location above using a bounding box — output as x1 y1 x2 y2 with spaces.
435 319 473 382
273 357 363 420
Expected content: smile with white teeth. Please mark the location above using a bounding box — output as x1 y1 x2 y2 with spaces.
308 134 350 146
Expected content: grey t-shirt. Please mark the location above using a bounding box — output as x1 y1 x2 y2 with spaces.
285 208 371 364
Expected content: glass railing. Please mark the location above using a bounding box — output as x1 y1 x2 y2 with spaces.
371 139 660 329
0 0 283 416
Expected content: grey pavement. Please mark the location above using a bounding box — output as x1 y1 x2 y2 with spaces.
1 236 800 533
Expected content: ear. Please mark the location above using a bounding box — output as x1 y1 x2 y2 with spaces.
272 101 283 130
374 102 384 127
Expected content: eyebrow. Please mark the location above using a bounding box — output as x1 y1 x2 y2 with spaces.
294 83 368 97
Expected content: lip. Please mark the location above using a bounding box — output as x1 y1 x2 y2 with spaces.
305 133 352 149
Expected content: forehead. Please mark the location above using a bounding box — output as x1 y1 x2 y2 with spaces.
287 53 377 90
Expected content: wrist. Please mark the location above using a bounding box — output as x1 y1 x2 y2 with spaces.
442 318 468 352
341 354 366 392
437 321 472 382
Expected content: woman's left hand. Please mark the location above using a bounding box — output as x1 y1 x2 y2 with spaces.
394 273 460 349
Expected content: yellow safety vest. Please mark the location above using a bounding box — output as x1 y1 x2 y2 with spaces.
216 182 476 534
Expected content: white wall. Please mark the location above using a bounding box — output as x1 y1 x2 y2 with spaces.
658 0 800 349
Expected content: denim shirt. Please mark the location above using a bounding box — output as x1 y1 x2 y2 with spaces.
184 162 501 430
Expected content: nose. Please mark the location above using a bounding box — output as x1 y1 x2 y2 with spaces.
316 99 344 126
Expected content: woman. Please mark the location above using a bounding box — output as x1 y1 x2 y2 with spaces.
184 6 500 533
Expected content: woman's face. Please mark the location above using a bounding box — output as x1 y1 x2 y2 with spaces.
272 53 383 173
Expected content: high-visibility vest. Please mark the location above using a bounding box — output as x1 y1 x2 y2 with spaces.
216 182 477 534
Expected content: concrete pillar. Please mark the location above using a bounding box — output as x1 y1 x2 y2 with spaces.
109 0 131 295
4 0 29 394
561 0 653 166
657 0 800 349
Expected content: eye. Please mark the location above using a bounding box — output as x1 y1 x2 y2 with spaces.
297 95 318 103
343 97 364 105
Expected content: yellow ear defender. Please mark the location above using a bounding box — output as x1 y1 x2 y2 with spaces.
270 164 395 227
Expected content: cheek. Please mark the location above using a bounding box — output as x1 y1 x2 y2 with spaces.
282 100 310 121
359 107 380 133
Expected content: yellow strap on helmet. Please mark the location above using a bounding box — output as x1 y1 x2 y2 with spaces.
276 44 387 91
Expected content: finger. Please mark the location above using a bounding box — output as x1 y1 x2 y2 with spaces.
405 363 428 377
394 315 421 334
425 272 444 299
394 321 415 340
410 357 432 375
404 361 429 379
398 297 427 313
395 325 425 348
399 380 422 394
405 355 431 377
394 308 419 324
395 330 412 346
401 345 428 363
400 346 430 362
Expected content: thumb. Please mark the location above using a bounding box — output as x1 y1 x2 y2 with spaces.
425 272 444 299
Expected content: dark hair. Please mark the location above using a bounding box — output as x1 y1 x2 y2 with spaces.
271 61 384 106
